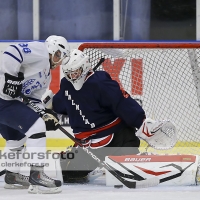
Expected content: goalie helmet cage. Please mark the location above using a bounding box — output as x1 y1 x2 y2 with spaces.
78 42 200 155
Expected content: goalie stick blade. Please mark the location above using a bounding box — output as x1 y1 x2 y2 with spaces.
108 169 159 189
106 163 159 189
107 159 145 180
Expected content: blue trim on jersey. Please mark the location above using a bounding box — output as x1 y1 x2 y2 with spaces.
3 45 23 63
10 45 23 62
3 51 22 63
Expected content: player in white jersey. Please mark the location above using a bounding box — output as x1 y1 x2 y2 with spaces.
0 35 70 194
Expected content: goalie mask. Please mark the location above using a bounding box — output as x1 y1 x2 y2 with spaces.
45 35 70 69
62 49 92 90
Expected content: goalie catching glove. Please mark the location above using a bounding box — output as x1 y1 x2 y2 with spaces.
135 118 177 150
3 72 24 98
40 109 59 131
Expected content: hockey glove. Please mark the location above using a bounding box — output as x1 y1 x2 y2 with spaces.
135 118 177 150
3 72 24 98
41 109 60 131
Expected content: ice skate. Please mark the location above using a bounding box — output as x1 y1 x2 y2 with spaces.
28 165 62 194
4 170 30 189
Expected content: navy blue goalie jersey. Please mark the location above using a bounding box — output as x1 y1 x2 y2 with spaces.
53 71 145 140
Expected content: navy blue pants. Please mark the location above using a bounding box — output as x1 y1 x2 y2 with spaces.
0 98 40 141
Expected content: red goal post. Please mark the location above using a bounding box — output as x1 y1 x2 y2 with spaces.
78 42 200 155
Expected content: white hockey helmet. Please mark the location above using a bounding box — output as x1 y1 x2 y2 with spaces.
45 35 70 69
62 49 92 90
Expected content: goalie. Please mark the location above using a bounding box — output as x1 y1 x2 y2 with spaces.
48 49 177 183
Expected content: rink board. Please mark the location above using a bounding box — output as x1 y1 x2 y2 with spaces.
0 137 200 155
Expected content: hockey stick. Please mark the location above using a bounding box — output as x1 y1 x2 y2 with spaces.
93 58 105 71
20 93 159 189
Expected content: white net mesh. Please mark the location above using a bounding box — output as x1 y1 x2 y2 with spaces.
79 43 200 155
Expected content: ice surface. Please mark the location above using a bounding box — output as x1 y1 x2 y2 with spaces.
0 174 200 200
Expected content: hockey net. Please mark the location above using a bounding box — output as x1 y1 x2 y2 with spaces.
78 42 200 155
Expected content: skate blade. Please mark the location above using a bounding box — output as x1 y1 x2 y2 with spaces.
4 183 29 189
28 185 62 194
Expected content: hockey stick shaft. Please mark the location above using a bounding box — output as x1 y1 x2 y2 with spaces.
20 93 159 188
93 58 105 71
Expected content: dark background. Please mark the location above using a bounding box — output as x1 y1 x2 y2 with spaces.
0 0 196 41
150 0 196 40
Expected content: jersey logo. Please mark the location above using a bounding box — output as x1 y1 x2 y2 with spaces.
22 79 42 95
65 90 96 129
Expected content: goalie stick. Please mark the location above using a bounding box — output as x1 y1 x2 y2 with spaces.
93 57 105 71
20 92 159 189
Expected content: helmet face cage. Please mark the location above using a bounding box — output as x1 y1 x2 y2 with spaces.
65 66 84 81
62 49 92 90
45 35 70 68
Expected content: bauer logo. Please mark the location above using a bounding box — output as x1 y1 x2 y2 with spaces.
124 157 151 162
7 80 22 85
